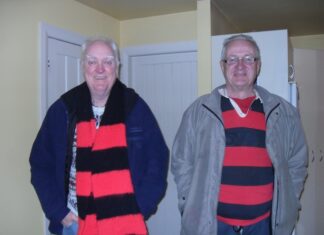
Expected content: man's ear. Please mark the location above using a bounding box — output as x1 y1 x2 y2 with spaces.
257 61 261 77
220 60 225 75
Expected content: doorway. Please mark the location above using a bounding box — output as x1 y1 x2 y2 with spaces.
39 22 85 235
121 41 198 235
39 22 85 118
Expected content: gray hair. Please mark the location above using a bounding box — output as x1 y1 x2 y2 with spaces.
221 34 261 61
81 36 120 68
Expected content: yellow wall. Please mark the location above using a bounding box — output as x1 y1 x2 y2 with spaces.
120 11 196 47
197 0 240 95
0 1 197 234
197 0 212 95
0 1 119 234
3 0 322 234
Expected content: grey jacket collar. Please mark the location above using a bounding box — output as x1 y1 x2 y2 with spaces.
202 84 282 118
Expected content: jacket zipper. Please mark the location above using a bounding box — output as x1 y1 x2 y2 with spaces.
202 104 224 127
266 103 280 123
274 178 280 234
265 102 281 234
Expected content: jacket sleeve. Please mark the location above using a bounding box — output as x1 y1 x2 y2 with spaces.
127 98 169 219
29 100 70 223
287 108 308 199
171 106 196 214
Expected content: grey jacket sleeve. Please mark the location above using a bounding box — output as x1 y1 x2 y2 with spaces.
287 109 308 199
171 107 196 214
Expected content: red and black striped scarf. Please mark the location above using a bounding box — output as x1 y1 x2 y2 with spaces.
75 81 147 235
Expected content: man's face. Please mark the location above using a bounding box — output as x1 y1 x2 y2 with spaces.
84 41 118 101
220 40 261 94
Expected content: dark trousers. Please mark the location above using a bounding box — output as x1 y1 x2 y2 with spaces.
217 217 271 235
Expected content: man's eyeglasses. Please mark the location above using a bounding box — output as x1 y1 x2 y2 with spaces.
85 55 116 68
223 55 259 66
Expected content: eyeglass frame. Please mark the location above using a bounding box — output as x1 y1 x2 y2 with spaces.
84 55 118 68
222 55 259 66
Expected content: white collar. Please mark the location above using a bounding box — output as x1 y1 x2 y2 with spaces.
218 87 262 118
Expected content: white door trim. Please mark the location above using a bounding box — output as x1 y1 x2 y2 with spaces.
39 22 86 120
38 22 85 235
120 41 197 86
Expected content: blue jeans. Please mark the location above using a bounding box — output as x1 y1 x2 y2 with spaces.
62 221 78 235
217 217 271 235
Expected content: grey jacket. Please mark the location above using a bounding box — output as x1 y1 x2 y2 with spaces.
171 85 308 235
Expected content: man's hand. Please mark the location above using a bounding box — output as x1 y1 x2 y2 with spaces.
61 211 78 227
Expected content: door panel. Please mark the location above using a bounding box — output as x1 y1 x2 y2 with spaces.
47 37 82 108
45 37 82 235
131 52 197 147
129 50 198 235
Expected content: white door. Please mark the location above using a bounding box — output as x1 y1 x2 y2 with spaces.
43 37 83 235
47 37 83 108
125 47 197 235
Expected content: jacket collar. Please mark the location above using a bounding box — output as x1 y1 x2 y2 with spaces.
254 85 282 116
202 84 282 117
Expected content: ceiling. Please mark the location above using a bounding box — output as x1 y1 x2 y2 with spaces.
75 0 324 36
213 0 324 36
75 0 196 20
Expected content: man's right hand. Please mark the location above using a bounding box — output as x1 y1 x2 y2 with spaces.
61 211 78 227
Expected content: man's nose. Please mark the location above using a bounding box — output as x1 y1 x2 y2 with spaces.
95 62 105 73
236 58 245 67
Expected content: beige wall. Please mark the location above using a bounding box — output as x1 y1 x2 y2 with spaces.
291 34 324 49
0 1 119 234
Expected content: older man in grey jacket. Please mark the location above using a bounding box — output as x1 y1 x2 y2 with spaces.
171 34 308 235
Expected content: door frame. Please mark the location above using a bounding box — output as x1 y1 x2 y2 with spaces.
39 22 85 120
38 22 85 235
120 41 197 86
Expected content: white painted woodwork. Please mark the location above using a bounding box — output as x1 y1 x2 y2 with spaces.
40 22 84 235
122 44 198 235
39 22 85 119
47 38 82 107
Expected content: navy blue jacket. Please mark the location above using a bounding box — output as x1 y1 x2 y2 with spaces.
30 82 169 234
